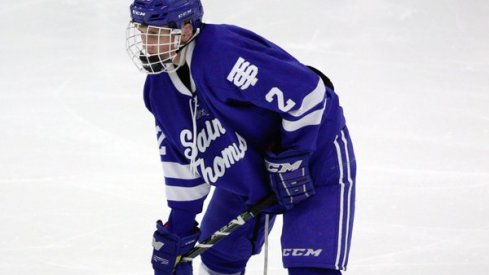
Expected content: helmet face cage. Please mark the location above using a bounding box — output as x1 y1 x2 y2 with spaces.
126 22 182 74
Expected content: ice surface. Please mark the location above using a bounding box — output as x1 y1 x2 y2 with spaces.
1 0 488 274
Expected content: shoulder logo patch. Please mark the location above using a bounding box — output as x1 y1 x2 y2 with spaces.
227 57 259 90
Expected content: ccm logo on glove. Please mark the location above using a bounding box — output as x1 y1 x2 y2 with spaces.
264 150 316 210
265 160 303 173
152 238 165 251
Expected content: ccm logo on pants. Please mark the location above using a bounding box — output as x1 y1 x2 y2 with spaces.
283 248 323 257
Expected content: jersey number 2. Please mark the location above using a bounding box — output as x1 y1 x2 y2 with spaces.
266 88 296 112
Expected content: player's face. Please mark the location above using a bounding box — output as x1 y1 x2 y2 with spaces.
137 25 177 59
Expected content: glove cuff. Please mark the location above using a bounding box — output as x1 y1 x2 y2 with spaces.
152 220 200 273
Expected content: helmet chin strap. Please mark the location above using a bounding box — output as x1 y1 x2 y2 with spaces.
176 28 201 54
172 28 201 67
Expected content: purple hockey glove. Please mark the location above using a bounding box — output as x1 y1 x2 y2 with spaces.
265 150 316 210
151 220 200 275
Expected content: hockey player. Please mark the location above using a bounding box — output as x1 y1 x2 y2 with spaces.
126 0 356 274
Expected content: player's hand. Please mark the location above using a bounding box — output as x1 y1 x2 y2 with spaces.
151 220 200 275
265 150 316 210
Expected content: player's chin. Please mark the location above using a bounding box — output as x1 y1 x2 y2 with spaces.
157 53 175 62
142 53 171 63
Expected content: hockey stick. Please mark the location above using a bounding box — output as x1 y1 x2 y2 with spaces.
176 194 277 265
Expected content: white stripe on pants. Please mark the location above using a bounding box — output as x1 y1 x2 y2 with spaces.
333 129 354 270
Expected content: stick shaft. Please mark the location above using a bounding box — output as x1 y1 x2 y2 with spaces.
180 194 277 262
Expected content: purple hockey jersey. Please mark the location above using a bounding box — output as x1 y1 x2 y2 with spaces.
143 24 346 224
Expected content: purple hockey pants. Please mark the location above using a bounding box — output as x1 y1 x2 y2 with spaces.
199 127 356 273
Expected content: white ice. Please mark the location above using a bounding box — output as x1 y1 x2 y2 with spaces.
1 0 488 274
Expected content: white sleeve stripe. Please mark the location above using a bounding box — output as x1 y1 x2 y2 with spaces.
282 103 326 132
162 162 200 180
165 183 210 202
288 78 326 118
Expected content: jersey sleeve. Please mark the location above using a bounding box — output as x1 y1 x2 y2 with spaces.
155 123 211 213
144 76 211 214
144 76 210 233
202 28 329 153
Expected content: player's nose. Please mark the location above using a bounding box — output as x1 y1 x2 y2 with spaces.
144 43 158 55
